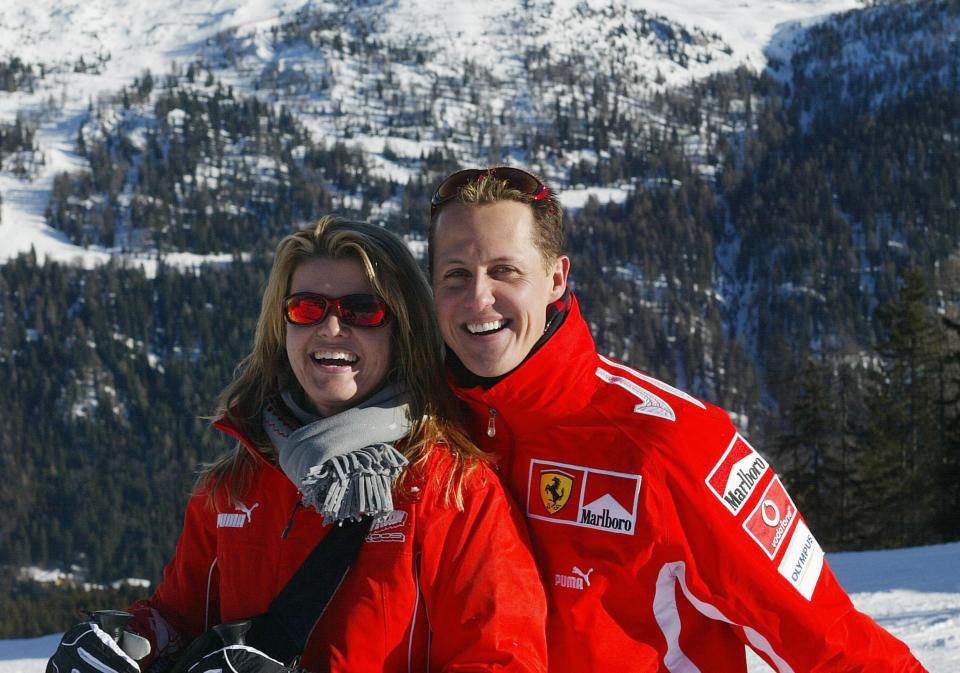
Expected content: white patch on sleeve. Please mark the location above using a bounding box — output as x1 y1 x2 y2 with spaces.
596 367 676 421
777 520 824 600
598 355 707 409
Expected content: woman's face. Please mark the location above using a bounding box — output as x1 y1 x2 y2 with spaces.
285 257 394 417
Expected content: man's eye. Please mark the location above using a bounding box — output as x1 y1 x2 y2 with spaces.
491 266 518 275
443 269 468 280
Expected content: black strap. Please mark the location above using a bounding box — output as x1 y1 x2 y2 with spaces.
167 516 371 673
245 516 373 665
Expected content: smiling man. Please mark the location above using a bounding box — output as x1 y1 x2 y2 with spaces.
428 166 927 673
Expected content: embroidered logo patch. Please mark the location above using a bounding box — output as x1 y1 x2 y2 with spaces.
554 566 594 591
777 520 824 600
705 434 770 515
366 510 408 543
743 478 798 559
540 470 574 514
596 367 676 421
527 460 641 536
217 501 259 528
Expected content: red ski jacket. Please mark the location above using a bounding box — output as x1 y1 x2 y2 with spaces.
127 417 548 673
450 294 927 673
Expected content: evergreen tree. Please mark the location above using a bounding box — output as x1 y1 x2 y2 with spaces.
856 269 944 547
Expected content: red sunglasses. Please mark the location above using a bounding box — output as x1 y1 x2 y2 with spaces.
430 166 550 215
284 292 392 328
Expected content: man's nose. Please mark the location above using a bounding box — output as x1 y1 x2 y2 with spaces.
466 274 496 311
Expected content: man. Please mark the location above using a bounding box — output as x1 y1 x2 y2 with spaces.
428 166 927 672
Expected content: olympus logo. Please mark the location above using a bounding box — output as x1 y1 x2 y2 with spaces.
777 520 824 600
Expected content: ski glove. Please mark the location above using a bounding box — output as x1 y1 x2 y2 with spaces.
47 621 146 673
184 645 298 673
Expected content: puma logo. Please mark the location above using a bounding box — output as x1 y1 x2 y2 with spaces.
572 566 594 587
217 501 260 528
555 565 596 591
237 502 259 522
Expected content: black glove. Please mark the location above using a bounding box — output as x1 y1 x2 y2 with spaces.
47 621 142 673
184 645 295 673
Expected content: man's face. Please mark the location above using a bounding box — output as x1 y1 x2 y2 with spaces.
432 201 568 378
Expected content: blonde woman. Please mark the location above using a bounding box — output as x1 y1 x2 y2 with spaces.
47 216 547 673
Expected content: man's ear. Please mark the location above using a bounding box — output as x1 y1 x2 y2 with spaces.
549 255 570 301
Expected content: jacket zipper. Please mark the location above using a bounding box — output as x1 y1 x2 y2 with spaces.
487 407 498 438
281 500 303 539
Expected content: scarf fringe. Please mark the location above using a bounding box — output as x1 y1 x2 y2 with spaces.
300 443 409 525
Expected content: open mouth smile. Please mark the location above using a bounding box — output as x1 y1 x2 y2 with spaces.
466 319 510 336
311 350 358 366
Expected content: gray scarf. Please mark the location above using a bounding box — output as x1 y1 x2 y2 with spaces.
264 384 411 525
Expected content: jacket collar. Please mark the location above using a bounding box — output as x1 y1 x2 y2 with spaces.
213 413 274 467
449 293 600 424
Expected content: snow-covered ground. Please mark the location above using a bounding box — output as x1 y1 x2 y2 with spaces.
2 541 957 672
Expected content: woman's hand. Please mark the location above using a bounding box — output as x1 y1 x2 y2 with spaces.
183 645 298 673
46 621 144 673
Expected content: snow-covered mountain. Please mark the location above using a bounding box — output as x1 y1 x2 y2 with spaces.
3 541 957 672
0 0 865 267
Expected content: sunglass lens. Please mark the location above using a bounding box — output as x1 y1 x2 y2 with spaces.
434 169 481 203
496 167 544 197
286 295 328 324
340 295 388 327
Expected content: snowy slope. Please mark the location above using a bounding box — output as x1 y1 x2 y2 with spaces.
0 0 864 268
2 541 957 672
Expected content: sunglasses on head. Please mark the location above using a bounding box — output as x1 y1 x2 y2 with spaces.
283 292 392 328
430 166 550 215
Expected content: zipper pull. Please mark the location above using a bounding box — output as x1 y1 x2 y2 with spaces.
487 408 498 438
281 500 303 539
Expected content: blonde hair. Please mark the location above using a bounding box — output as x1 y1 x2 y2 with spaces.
203 215 485 507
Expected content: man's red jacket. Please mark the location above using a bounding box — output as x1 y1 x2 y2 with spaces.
126 417 548 673
450 294 927 672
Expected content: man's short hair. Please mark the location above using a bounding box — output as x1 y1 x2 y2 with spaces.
428 170 564 274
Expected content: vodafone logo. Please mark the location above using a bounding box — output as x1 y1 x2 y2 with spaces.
743 478 798 559
762 500 781 526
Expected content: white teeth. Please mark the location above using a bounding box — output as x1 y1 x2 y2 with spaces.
467 320 505 334
312 351 358 363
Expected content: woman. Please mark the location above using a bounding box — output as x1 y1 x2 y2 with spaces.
47 216 548 673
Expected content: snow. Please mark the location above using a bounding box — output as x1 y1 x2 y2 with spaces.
0 635 61 673
0 0 308 269
1 541 956 672
560 185 632 209
0 0 869 271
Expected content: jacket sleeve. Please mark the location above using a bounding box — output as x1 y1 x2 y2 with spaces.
416 457 549 673
658 415 927 672
126 487 221 671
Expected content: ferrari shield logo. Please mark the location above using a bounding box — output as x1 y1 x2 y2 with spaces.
540 471 574 514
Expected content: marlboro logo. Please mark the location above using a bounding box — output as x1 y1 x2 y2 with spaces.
705 434 770 515
527 460 641 536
